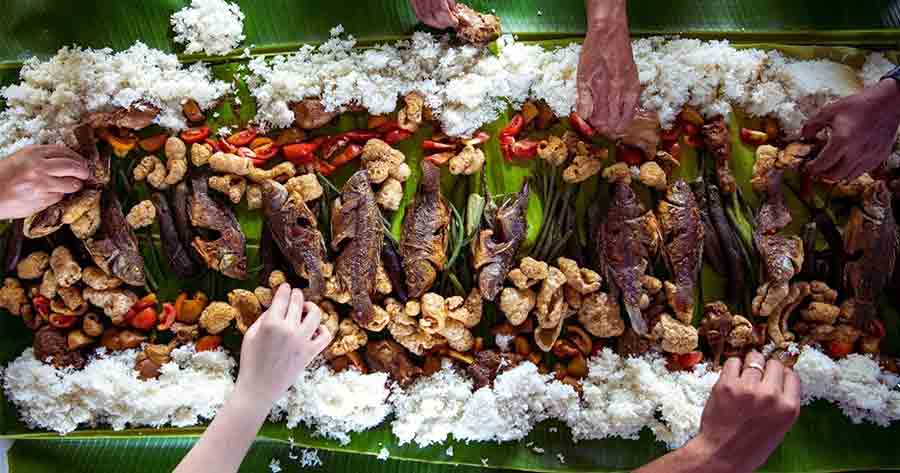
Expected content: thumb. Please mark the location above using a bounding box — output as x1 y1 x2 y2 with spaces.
802 106 835 141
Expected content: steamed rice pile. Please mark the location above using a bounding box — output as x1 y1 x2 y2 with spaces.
171 0 246 56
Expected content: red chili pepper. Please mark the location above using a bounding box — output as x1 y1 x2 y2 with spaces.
138 134 168 153
425 151 456 165
422 140 457 152
317 159 337 176
509 139 540 159
252 143 279 161
204 139 220 152
130 307 158 331
384 129 413 145
157 303 177 331
682 122 701 137
322 136 351 160
218 138 238 154
618 145 644 166
330 143 364 168
375 121 401 133
196 335 222 352
341 130 380 144
568 112 596 139
226 128 258 147
236 147 257 159
500 113 525 138
283 137 327 164
32 296 51 318
463 131 491 146
661 125 682 142
180 126 211 144
739 128 769 146
669 351 703 371
827 341 854 358
48 313 78 329
250 137 274 149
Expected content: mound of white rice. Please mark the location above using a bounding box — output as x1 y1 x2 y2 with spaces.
171 0 246 56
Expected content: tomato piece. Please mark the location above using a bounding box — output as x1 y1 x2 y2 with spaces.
317 159 338 176
130 307 158 331
425 151 456 165
182 99 205 123
196 335 223 352
384 129 413 145
138 134 168 153
226 128 258 147
156 303 177 331
180 126 211 144
422 140 457 152
283 137 326 164
252 143 279 161
48 313 78 329
500 113 525 138
341 130 380 144
828 341 855 358
739 128 769 146
463 131 491 146
618 145 644 166
568 112 596 139
331 144 364 168
509 139 540 159
218 138 238 154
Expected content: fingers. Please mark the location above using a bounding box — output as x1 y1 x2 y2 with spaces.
33 145 84 162
298 302 322 338
783 368 801 404
43 158 89 179
307 326 333 355
285 289 304 324
740 350 766 385
722 356 742 381
46 177 83 194
265 284 292 322
762 359 785 391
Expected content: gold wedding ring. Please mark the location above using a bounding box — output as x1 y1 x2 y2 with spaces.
745 362 765 374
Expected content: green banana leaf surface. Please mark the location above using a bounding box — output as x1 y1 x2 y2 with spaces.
2 1 900 472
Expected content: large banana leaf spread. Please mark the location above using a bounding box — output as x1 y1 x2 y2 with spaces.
2 6 900 473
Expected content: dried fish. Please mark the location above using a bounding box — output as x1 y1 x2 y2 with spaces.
84 191 146 286
657 180 703 323
188 172 248 280
400 161 450 298
472 182 530 301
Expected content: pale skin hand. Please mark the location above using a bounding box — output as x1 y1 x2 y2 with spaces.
577 0 640 138
409 0 458 29
0 145 89 219
173 285 333 473
635 351 801 473
803 78 900 181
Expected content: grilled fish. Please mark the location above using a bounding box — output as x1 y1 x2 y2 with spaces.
657 180 704 323
472 181 530 301
188 172 248 280
84 191 146 286
400 161 450 298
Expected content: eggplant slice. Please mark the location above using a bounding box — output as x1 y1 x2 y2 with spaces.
400 161 450 299
188 172 248 280
152 192 200 279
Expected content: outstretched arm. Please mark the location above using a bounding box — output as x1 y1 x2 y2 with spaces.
636 351 801 473
173 285 333 473
0 145 88 219
576 0 640 138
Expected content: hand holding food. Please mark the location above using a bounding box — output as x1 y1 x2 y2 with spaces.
234 284 333 405
0 145 88 219
409 0 500 43
409 0 458 29
803 78 900 181
576 0 640 138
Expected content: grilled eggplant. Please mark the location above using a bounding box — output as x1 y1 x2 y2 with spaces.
400 161 450 298
152 192 200 279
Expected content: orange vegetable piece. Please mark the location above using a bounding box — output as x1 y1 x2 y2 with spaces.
196 335 223 352
139 134 169 153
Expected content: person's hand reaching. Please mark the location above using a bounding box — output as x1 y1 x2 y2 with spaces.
576 0 640 138
409 0 458 29
0 145 89 219
235 284 333 406
803 79 900 181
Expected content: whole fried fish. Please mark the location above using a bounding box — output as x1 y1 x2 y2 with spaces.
657 180 704 323
332 171 383 325
84 191 146 286
400 161 450 298
262 180 328 302
844 180 898 328
599 183 661 335
189 172 248 280
472 181 529 301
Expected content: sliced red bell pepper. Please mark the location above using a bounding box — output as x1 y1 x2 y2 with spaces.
317 159 337 176
218 138 238 154
422 140 457 152
500 113 525 138
341 130 380 144
249 137 274 149
196 335 223 352
330 143 364 168
384 129 413 145
509 139 540 159
463 131 491 146
252 143 279 161
139 134 168 153
425 151 456 165
226 128 258 147
283 136 327 164
157 303 177 331
130 307 158 331
568 112 596 139
180 126 211 144
739 128 768 146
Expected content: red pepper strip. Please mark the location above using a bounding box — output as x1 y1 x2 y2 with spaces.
218 138 238 154
463 131 491 146
32 296 51 317
180 126 211 144
283 137 327 164
317 159 337 176
661 125 682 142
422 140 458 152
500 113 525 138
252 143 279 161
157 303 177 331
568 112 596 139
330 144 364 168
425 151 456 165
226 128 258 147
48 314 78 329
341 130 380 144
618 145 644 166
383 129 413 145
322 136 350 160
509 139 540 159
139 134 168 153
375 121 401 133
739 128 768 146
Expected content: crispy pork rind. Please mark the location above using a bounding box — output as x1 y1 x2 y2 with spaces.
537 135 568 166
248 162 296 184
209 175 247 204
254 286 274 308
83 287 138 319
191 142 213 166
397 92 424 132
17 251 49 280
229 289 262 333
163 137 188 186
82 267 123 291
557 257 601 294
376 177 404 211
361 139 405 185
535 267 568 329
324 318 368 359
0 278 28 316
284 174 323 202
728 314 754 347
639 161 667 190
126 200 157 229
563 152 606 184
578 292 624 338
386 298 445 356
652 313 699 354
449 145 485 175
49 247 81 287
499 287 535 326
199 301 238 334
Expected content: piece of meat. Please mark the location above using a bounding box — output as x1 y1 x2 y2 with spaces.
33 326 85 369
400 161 450 298
466 350 523 390
332 171 383 325
292 99 338 130
844 181 898 329
151 192 200 279
699 301 733 365
616 328 651 357
261 180 328 302
66 123 111 187
599 183 660 335
702 117 736 194
84 104 158 131
84 191 147 286
657 180 703 322
620 108 661 158
189 172 248 280
364 340 422 387
452 3 501 44
705 182 748 305
472 182 530 301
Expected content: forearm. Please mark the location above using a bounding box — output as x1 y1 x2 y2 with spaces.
633 436 733 473
173 389 270 473
585 0 628 29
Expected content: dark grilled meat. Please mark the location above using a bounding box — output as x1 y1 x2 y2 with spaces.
84 191 146 286
364 340 422 387
472 182 530 301
467 350 523 390
702 117 736 194
262 180 328 302
381 237 407 303
657 180 703 323
332 171 383 325
152 192 200 279
844 181 898 329
172 180 202 265
189 172 248 280
599 183 661 336
620 108 661 159
400 161 450 298
33 326 85 369
291 99 338 130
84 105 158 131
452 3 502 44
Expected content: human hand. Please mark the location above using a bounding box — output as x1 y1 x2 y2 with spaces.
409 0 458 29
688 351 801 473
0 145 88 219
803 79 900 181
234 284 333 406
576 0 640 138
